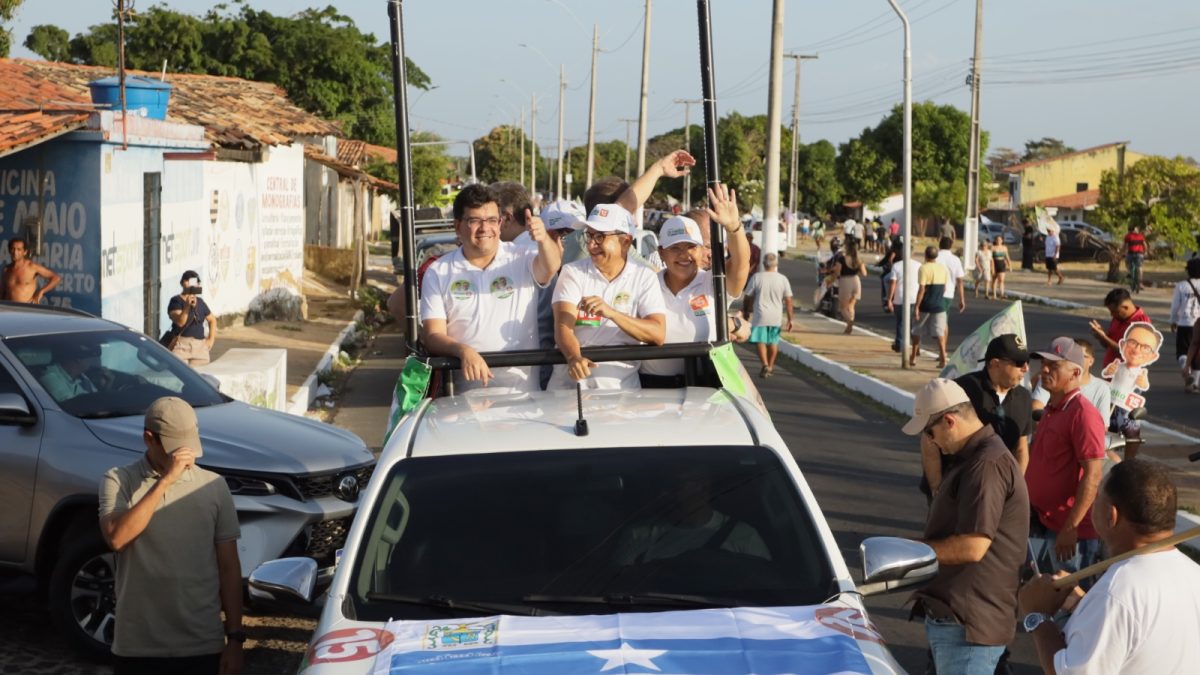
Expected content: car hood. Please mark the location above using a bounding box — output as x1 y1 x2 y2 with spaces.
83 401 374 474
300 603 900 674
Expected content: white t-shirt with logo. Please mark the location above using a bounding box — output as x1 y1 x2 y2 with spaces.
420 242 546 393
549 258 666 389
641 270 718 377
1055 549 1200 675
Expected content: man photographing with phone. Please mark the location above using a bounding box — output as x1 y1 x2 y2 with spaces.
167 270 217 366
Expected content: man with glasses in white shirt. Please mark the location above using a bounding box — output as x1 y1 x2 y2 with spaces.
420 184 561 393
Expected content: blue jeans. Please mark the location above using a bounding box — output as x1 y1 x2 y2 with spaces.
1029 525 1103 589
925 617 1005 675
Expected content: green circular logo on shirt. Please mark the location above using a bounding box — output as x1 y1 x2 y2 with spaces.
490 277 514 299
450 280 474 300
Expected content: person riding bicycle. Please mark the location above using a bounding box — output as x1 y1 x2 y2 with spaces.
1121 224 1148 292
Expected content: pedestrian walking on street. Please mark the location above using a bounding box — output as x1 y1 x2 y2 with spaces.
1045 228 1064 286
903 379 1029 675
922 335 1033 498
885 244 920 352
1025 338 1107 580
99 397 244 675
1021 220 1036 272
990 236 1011 299
1019 459 1200 674
912 246 950 368
1169 257 1200 390
831 239 867 334
743 252 793 378
973 239 993 300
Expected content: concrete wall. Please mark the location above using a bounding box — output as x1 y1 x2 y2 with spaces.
304 244 356 284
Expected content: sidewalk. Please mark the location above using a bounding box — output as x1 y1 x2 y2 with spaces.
772 237 1195 509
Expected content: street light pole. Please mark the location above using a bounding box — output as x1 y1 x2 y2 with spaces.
636 0 652 175
557 63 566 200
784 54 818 218
673 98 701 211
761 0 785 262
887 0 913 368
620 118 637 183
519 107 526 187
963 0 984 272
531 94 538 198
586 23 599 189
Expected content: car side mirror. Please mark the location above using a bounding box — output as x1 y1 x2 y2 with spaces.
249 557 317 604
0 393 37 426
857 536 938 597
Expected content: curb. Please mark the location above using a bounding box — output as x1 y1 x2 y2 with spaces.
286 309 365 416
778 333 1200 553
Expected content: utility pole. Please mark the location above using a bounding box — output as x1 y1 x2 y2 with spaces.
784 54 818 218
887 0 913 369
530 95 538 198
636 0 652 175
673 98 701 210
556 64 566 200
963 0 984 271
761 0 785 263
586 24 599 189
620 118 637 182
519 107 526 188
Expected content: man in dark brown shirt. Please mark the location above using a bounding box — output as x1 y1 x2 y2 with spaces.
903 378 1030 674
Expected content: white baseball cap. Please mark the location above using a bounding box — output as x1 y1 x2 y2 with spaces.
540 200 586 231
902 378 970 436
586 203 636 236
659 216 705 249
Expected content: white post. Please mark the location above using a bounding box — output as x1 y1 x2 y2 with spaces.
530 94 537 197
887 0 913 368
962 0 984 271
556 64 566 200
586 24 599 189
761 0 785 263
636 0 652 175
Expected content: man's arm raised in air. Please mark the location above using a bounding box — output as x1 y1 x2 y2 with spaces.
617 150 696 214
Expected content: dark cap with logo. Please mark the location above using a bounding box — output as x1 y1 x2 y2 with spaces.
980 334 1029 364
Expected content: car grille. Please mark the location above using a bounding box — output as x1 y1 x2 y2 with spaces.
293 464 375 501
282 517 352 567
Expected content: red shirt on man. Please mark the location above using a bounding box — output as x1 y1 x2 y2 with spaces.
1103 306 1151 366
1025 389 1107 539
1123 231 1146 254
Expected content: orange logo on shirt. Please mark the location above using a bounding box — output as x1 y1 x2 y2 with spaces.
689 294 710 315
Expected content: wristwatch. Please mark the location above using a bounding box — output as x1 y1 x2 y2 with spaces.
226 630 247 644
1022 612 1050 633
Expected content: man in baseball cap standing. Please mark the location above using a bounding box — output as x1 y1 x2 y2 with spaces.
99 397 243 674
903 378 1030 674
1026 337 1107 581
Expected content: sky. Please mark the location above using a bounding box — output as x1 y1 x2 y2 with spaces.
7 0 1200 162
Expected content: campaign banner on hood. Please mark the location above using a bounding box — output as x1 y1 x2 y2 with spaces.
371 605 876 674
939 301 1027 380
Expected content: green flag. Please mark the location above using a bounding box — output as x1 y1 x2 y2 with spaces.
384 356 432 445
939 301 1027 380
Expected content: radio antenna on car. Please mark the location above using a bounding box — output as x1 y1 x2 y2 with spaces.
574 383 589 437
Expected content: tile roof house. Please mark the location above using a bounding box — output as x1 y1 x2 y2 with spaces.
1001 141 1147 221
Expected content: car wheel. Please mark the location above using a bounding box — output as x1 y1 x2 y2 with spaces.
48 521 116 661
1094 249 1114 264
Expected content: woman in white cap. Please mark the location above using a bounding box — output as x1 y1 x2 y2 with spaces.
639 183 750 387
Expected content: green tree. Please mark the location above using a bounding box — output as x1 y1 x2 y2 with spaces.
836 138 895 208
1094 155 1200 262
364 131 452 207
1021 137 1075 163
22 24 70 61
474 125 528 184
795 140 840 217
565 140 630 195
0 0 24 57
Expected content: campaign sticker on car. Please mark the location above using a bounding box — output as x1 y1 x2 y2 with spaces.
369 605 873 674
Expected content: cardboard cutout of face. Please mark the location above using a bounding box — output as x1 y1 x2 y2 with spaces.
1101 321 1162 411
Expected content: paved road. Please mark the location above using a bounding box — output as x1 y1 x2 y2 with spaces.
782 257 1200 440
743 346 1039 674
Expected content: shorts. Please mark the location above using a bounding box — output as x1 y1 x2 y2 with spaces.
1176 325 1195 360
913 312 947 339
749 326 782 345
1126 252 1145 267
994 259 1009 274
1045 257 1059 272
171 336 211 366
837 275 862 300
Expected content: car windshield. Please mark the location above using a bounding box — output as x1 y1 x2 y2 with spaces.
5 329 226 418
348 445 835 621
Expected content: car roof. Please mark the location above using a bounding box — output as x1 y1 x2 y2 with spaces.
401 386 757 459
0 302 116 339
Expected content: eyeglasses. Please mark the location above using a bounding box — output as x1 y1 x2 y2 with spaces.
584 230 620 244
463 216 502 228
923 412 950 438
1123 339 1156 354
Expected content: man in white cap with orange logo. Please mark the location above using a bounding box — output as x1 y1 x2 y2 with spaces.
99 396 243 675
902 378 1029 675
552 202 666 389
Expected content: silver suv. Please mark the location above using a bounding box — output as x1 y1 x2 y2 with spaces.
0 302 375 659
